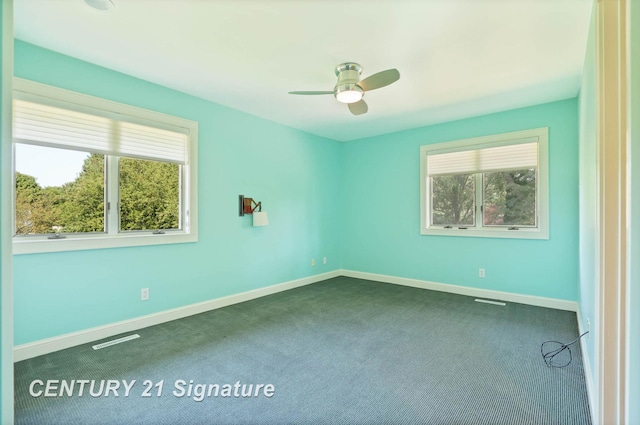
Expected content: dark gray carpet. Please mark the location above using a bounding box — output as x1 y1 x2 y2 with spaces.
14 277 592 424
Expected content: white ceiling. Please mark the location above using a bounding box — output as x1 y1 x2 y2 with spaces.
14 0 592 142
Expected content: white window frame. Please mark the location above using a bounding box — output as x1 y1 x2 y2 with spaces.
12 78 198 254
420 127 548 239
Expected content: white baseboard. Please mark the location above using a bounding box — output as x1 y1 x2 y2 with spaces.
576 306 597 425
14 268 580 361
341 270 578 312
14 270 341 362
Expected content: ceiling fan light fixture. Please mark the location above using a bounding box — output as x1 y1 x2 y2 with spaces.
84 0 115 11
335 84 363 104
289 62 399 115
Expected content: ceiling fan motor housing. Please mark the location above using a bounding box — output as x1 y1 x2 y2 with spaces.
334 63 364 103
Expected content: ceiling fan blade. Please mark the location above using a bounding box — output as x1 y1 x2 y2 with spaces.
348 99 368 116
288 91 334 95
358 68 400 92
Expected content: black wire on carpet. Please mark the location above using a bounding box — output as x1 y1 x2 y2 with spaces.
541 331 589 368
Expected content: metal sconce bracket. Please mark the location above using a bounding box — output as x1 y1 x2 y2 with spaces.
239 195 262 216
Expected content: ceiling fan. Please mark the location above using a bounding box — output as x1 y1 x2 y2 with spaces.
288 63 400 116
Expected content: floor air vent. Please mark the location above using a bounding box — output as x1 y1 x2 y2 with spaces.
92 334 140 350
474 298 506 306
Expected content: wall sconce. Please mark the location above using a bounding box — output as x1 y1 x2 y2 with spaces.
238 195 269 227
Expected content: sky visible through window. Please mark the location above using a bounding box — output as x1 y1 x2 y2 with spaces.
15 144 90 187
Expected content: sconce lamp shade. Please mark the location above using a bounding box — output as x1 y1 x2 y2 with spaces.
253 211 269 227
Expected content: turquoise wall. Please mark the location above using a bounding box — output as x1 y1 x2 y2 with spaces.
577 1 597 402
13 40 582 348
13 41 343 345
627 0 640 421
0 4 4 419
341 99 579 301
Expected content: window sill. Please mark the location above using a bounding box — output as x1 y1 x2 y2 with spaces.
12 232 198 255
420 227 548 240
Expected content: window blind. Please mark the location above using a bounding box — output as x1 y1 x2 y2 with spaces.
118 121 187 164
427 141 538 176
13 99 187 164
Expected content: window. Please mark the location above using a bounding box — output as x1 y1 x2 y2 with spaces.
420 128 548 239
12 78 198 254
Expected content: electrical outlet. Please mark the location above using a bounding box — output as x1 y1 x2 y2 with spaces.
141 288 149 301
311 259 315 266
323 257 327 264
478 268 485 278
